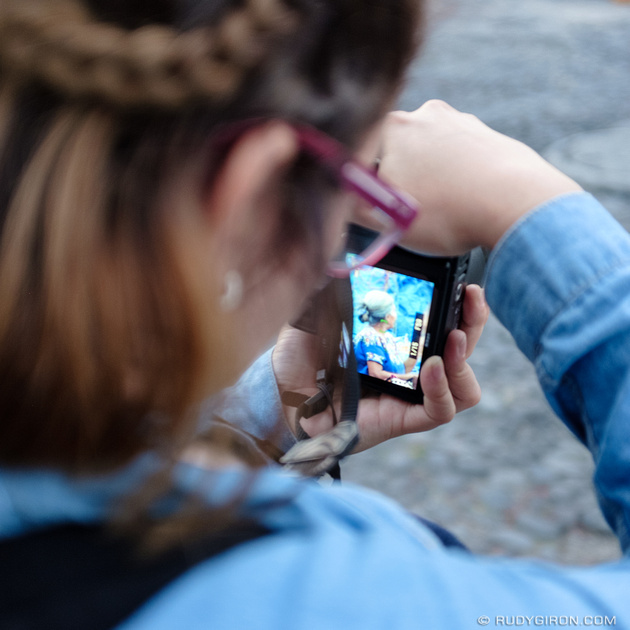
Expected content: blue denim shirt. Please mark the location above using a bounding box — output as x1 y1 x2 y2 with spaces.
1 192 629 628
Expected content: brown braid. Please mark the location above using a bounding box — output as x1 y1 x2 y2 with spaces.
0 0 298 109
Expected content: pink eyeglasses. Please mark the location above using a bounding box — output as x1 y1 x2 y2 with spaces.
213 120 420 277
293 125 419 277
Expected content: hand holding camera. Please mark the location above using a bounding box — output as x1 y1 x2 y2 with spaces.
272 283 488 452
274 98 575 452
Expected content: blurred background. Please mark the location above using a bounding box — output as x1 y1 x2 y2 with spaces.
342 0 630 564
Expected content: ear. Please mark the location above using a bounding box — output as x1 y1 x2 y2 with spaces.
203 121 299 272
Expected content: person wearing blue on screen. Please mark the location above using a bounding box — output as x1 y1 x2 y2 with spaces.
355 290 418 387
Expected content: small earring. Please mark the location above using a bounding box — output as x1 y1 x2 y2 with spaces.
220 270 244 312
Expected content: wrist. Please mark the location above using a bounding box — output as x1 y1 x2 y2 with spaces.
481 162 583 250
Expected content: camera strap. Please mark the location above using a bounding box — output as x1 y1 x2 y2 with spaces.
279 277 360 479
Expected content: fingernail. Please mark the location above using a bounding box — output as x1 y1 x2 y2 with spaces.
428 358 445 385
456 331 467 360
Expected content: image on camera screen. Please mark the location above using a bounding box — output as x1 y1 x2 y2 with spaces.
347 255 435 391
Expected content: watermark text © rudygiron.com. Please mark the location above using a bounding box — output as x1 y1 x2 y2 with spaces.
476 616 616 627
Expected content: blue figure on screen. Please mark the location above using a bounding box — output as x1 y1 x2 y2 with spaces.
354 290 417 388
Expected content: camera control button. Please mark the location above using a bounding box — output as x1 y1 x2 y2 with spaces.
455 282 465 301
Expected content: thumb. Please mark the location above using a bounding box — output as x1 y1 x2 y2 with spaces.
420 356 456 425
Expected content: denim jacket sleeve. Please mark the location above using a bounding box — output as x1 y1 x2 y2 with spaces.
198 348 298 454
486 192 630 553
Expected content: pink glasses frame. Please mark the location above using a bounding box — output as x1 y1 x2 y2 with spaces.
211 119 420 277
293 125 419 277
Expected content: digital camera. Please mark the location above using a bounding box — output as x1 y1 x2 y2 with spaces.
345 224 485 403
292 224 486 405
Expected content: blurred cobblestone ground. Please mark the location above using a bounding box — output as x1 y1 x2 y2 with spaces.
342 0 630 564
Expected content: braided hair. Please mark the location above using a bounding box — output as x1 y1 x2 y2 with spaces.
0 0 297 109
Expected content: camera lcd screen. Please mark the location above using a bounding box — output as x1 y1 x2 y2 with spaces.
347 254 435 392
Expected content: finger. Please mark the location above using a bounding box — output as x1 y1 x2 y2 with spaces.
419 355 456 425
459 284 489 358
442 328 482 411
300 409 337 441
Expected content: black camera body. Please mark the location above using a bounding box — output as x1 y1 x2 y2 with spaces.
346 224 485 404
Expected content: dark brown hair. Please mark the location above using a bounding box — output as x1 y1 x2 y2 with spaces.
0 0 422 473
